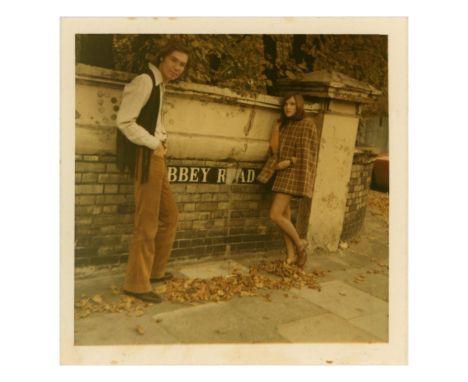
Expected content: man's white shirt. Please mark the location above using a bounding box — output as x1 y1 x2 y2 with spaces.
116 62 168 150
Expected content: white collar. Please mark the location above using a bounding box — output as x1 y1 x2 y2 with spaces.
148 62 164 86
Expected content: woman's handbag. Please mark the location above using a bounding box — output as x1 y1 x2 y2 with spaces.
256 155 278 184
256 155 298 184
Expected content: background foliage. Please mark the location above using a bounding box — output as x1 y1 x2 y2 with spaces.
76 34 387 115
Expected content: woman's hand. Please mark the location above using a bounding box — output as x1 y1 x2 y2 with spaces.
276 159 291 170
275 157 297 170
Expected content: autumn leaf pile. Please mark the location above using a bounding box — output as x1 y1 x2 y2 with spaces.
165 260 322 303
75 260 323 320
367 190 389 219
75 290 152 320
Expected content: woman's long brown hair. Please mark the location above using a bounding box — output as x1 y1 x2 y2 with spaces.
279 94 305 126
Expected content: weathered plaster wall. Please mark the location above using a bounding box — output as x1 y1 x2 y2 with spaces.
307 109 360 251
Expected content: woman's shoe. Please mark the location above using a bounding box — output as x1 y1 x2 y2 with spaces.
296 239 309 268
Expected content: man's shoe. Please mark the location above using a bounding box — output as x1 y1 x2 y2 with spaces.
123 290 162 304
150 272 174 283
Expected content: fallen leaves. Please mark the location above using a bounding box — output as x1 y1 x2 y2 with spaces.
353 274 366 284
352 263 388 284
75 260 324 320
368 260 389 275
135 308 145 317
164 260 322 304
339 242 349 250
368 190 389 220
110 285 120 295
75 293 152 320
377 262 389 270
154 284 167 294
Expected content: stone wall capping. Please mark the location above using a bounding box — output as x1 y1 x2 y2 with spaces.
76 63 321 113
277 70 382 103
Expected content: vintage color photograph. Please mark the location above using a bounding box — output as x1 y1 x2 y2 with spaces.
61 17 407 364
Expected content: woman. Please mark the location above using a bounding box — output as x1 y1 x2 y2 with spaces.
258 94 319 267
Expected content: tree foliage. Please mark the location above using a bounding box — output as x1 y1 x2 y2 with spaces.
76 34 388 114
112 34 269 94
311 35 388 114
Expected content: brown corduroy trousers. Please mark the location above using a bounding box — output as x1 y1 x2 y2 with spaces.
123 147 178 293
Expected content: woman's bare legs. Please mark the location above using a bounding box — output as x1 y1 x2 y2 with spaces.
270 193 308 264
283 205 296 264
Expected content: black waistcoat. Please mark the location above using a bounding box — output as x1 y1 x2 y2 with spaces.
116 68 161 183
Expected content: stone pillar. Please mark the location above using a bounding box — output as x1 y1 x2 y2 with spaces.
278 70 381 251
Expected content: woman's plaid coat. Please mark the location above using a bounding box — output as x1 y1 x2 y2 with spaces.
270 117 319 198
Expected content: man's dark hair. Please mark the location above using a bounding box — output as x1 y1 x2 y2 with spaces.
148 40 191 75
156 40 190 62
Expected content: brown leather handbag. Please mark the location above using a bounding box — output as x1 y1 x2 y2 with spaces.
256 154 278 184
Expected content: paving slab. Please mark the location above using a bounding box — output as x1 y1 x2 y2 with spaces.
234 252 279 268
176 259 249 280
350 312 389 342
333 269 389 302
152 300 287 344
324 266 389 301
74 309 179 345
289 280 388 320
328 251 374 269
304 254 346 273
350 231 388 258
75 274 125 300
227 289 327 326
277 313 380 343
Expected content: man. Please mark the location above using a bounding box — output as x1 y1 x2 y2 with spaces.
116 41 190 303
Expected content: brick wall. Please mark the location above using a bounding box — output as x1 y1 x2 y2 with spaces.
340 149 377 241
75 148 375 266
75 154 133 266
75 155 294 267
